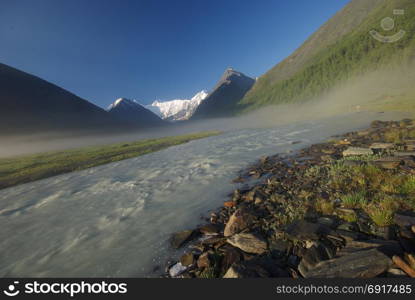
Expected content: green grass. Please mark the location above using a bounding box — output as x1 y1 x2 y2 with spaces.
0 131 221 190
239 0 415 112
341 191 367 208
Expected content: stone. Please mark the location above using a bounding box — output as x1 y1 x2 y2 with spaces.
342 147 374 157
223 201 236 208
317 217 337 228
394 214 415 228
303 248 392 278
387 268 407 278
269 239 291 258
337 239 402 257
199 224 220 236
412 225 415 234
223 261 269 278
393 152 415 157
298 244 331 277
170 230 195 249
227 233 268 254
223 208 255 237
197 252 212 269
286 220 332 240
169 262 187 277
221 247 242 271
180 252 195 267
373 159 401 169
370 143 395 150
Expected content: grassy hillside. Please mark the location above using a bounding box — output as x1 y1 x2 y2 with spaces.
240 0 415 111
0 131 220 190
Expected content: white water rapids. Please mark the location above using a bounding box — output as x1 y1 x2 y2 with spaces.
0 112 407 277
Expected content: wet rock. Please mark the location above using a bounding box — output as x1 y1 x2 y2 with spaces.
223 208 255 237
169 262 187 277
223 261 269 278
227 233 268 254
199 224 220 236
303 248 392 278
342 147 374 157
394 213 415 228
170 230 195 249
180 252 195 267
286 220 332 240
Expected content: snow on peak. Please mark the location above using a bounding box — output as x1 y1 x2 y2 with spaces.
146 90 208 121
107 98 143 111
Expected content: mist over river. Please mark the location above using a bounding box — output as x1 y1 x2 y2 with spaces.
0 112 409 277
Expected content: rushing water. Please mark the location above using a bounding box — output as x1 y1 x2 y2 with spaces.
0 112 407 277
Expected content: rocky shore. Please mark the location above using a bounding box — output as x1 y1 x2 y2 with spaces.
166 119 415 278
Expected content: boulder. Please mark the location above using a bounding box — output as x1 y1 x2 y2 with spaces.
223 261 269 278
227 233 268 254
170 230 195 249
394 214 415 228
286 220 332 240
180 252 195 267
303 248 392 278
343 147 374 157
223 208 255 237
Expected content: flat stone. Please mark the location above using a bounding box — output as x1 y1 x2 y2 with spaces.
370 143 395 150
337 239 402 257
224 208 256 237
223 261 269 278
393 152 415 157
170 230 195 249
394 214 415 227
227 233 268 254
180 252 195 267
303 248 392 278
343 147 374 157
373 159 402 169
286 220 332 240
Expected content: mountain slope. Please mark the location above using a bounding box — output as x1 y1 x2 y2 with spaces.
191 68 255 119
0 63 127 135
146 90 208 121
108 98 166 127
239 0 415 111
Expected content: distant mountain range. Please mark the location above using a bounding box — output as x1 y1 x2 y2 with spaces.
0 63 129 135
107 98 166 127
146 90 208 121
191 68 255 119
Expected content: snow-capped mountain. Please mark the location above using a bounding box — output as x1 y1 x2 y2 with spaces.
107 98 166 127
146 90 208 121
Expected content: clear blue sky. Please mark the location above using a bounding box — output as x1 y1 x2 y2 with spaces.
0 0 349 108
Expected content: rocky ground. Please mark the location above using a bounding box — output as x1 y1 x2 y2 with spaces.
165 119 415 278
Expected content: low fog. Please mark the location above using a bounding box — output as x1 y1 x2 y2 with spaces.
1 62 414 158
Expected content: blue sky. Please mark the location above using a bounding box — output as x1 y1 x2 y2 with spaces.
0 0 349 108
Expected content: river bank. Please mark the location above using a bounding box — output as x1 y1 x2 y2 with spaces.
167 119 415 278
